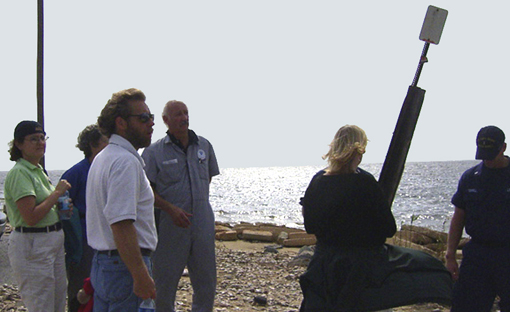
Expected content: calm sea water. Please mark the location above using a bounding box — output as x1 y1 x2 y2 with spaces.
0 160 479 232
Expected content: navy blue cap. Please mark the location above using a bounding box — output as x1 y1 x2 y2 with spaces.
14 121 45 140
476 126 505 160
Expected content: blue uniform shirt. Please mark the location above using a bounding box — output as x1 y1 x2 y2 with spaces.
452 159 510 245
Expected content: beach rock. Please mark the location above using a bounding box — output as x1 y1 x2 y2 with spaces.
254 295 268 305
277 231 289 244
215 224 232 233
241 230 274 242
232 223 259 235
258 225 304 241
282 232 317 247
215 230 238 241
264 245 282 254
282 236 317 247
288 245 315 267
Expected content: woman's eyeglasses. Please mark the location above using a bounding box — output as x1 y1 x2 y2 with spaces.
27 135 49 144
128 113 155 123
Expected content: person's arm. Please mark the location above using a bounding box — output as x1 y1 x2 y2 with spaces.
17 179 71 226
153 191 192 228
445 206 465 281
111 219 156 300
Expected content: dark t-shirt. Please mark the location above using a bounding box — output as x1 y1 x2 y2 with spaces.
301 168 396 248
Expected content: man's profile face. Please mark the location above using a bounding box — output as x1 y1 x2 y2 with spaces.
125 100 154 149
165 102 189 135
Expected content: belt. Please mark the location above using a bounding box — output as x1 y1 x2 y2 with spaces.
98 248 152 257
15 222 62 233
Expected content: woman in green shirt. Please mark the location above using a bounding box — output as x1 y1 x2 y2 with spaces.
4 120 71 312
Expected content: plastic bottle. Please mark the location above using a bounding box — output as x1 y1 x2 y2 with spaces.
58 191 71 220
139 298 156 312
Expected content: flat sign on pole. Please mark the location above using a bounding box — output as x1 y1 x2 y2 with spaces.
379 5 448 207
419 5 448 45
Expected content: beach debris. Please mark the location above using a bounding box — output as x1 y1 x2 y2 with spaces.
254 295 268 305
264 245 282 254
288 245 315 267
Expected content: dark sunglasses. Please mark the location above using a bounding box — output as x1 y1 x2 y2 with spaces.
128 113 155 123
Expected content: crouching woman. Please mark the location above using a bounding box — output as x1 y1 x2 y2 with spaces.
299 125 452 311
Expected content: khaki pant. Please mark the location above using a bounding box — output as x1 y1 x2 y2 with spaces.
8 230 67 312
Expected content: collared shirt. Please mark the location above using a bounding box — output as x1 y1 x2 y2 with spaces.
167 129 199 151
142 130 219 219
4 158 60 228
452 158 510 245
86 134 157 251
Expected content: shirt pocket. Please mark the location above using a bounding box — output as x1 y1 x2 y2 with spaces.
159 159 186 185
198 160 209 181
463 189 482 204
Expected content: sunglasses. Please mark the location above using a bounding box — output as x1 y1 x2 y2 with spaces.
128 113 155 123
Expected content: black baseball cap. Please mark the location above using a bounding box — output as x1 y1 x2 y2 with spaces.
14 121 46 140
476 126 505 160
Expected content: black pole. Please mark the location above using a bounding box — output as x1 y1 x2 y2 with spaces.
378 86 426 206
37 0 45 168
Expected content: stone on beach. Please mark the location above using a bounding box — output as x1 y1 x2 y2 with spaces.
215 222 318 248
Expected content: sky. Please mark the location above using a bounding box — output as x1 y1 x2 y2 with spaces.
0 1 508 171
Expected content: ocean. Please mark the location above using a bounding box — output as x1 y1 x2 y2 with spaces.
0 160 479 232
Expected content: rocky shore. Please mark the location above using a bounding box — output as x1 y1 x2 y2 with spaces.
0 222 485 312
0 241 450 312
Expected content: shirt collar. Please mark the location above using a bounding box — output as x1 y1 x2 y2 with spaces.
165 129 198 149
18 158 43 171
109 134 146 167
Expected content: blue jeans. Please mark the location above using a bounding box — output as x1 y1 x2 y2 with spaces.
91 251 152 312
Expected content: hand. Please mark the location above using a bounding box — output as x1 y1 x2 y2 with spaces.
445 257 459 281
168 206 193 228
55 179 71 196
133 273 156 300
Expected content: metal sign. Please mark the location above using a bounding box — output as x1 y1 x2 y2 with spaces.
419 5 448 45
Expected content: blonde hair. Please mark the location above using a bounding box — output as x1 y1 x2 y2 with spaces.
323 125 367 174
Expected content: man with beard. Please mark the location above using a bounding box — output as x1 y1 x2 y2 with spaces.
142 100 219 311
86 88 158 311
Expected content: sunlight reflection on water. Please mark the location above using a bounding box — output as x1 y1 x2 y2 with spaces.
0 160 478 232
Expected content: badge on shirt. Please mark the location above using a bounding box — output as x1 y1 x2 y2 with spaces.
198 149 206 163
163 159 178 165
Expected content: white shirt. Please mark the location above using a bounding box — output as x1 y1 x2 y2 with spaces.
86 134 157 251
